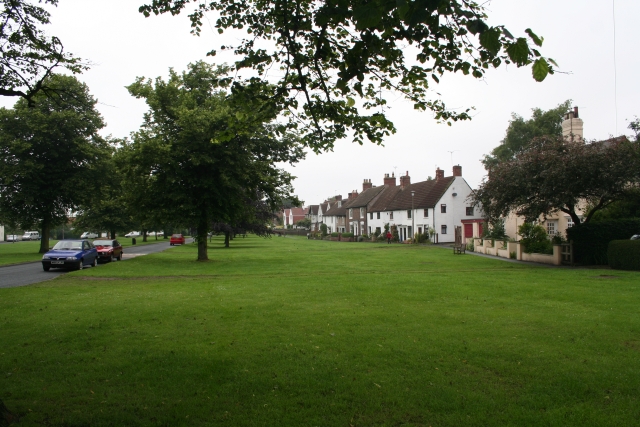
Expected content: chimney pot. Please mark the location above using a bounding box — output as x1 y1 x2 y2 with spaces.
383 172 397 187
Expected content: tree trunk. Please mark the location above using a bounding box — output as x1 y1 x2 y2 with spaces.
224 231 230 248
39 219 50 254
142 230 148 242
110 229 116 239
197 209 209 261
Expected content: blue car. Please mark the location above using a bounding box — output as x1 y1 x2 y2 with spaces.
42 239 99 271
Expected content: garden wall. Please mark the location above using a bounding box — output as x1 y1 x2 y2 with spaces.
472 238 562 266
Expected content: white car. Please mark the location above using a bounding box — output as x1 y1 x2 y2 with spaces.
6 234 21 242
80 231 99 239
124 231 141 238
21 231 40 241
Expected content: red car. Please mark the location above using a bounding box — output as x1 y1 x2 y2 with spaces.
93 239 123 262
170 234 185 245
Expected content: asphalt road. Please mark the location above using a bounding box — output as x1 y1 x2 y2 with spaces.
0 239 192 289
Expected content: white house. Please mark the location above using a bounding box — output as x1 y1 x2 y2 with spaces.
367 166 483 243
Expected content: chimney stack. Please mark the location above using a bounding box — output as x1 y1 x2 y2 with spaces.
562 106 584 141
362 179 373 191
383 173 397 187
435 167 445 181
452 165 462 177
335 195 342 201
348 190 359 200
399 171 411 189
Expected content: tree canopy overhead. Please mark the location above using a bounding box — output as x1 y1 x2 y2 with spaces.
140 0 556 151
0 0 86 104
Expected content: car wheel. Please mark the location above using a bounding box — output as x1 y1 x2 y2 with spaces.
110 254 115 262
117 252 122 261
43 265 50 272
92 257 98 268
78 260 84 270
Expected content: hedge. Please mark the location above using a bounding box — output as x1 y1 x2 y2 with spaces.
341 232 354 238
608 240 640 271
330 232 340 237
566 218 640 265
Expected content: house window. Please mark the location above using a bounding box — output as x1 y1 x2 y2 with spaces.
441 225 447 234
547 221 557 236
376 212 380 219
360 207 365 218
389 211 394 220
370 212 373 220
441 204 447 213
407 210 412 219
466 206 474 216
423 209 428 217
349 208 353 219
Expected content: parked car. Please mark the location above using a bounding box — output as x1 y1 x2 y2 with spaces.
148 231 164 237
6 234 21 242
41 239 98 271
21 231 40 241
80 231 99 239
170 234 185 245
631 234 640 240
93 239 123 262
124 231 140 238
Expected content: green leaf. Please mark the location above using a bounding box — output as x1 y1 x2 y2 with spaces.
506 38 530 65
479 28 501 55
466 19 488 35
525 28 543 47
346 97 356 107
353 5 383 30
532 58 550 82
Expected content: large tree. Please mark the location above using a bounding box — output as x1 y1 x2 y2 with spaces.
122 62 303 260
0 74 109 252
482 100 572 169
472 136 640 226
0 0 86 104
140 0 556 151
73 141 135 239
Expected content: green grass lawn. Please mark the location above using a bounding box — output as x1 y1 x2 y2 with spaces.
0 238 171 266
1 236 639 426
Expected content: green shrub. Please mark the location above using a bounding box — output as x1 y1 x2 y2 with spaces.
320 223 328 237
341 232 354 238
466 240 474 251
509 251 517 259
518 223 553 254
608 240 640 270
413 232 430 244
330 232 339 237
567 218 640 265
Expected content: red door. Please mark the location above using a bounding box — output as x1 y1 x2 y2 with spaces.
464 223 473 239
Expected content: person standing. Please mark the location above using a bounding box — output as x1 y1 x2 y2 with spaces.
386 230 392 244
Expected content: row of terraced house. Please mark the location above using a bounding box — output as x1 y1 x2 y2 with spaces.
301 166 485 243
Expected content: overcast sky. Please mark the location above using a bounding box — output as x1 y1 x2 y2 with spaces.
4 0 638 205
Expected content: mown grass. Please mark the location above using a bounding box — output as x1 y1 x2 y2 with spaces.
1 235 639 426
0 238 169 266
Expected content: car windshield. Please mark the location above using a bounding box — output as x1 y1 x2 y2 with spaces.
53 241 83 251
172 234 182 238
93 240 112 246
